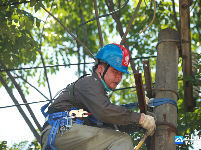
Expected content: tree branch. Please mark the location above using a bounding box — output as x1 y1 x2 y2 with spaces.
29 32 52 100
138 0 156 34
0 73 41 142
39 2 55 101
79 2 88 74
0 0 39 7
172 0 179 32
41 6 95 60
0 58 42 132
94 0 103 47
120 0 142 43
38 50 52 100
105 0 137 74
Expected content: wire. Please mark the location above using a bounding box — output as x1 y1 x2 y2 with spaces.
0 86 137 109
130 56 157 60
77 0 129 28
0 56 157 72
0 99 51 109
0 62 94 72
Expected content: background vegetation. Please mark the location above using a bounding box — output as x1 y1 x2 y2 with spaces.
0 0 200 149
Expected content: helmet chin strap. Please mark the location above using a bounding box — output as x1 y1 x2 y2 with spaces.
99 64 112 91
101 64 110 81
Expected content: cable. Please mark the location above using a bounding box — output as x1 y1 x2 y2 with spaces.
0 99 51 109
77 0 129 28
0 62 94 72
0 86 137 109
0 56 156 72
130 56 157 60
113 86 136 91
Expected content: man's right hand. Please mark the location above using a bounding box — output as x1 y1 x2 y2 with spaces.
139 113 156 136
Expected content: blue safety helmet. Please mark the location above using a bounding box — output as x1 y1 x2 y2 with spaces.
95 43 131 75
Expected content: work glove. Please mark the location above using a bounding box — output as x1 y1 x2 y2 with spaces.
145 96 150 105
139 113 156 136
147 111 157 122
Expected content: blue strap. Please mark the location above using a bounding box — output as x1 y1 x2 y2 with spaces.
45 119 61 150
149 98 178 111
41 88 65 118
41 101 51 118
121 98 178 112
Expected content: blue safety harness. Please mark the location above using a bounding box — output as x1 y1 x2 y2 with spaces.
41 86 103 150
41 81 178 150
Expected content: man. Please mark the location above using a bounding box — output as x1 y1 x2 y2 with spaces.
41 43 156 150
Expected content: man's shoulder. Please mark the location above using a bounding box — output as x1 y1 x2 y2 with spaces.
75 73 105 92
78 73 100 85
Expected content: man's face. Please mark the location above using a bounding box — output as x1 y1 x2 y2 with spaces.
102 66 123 89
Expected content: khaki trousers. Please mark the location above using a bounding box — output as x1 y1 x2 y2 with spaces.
42 123 134 150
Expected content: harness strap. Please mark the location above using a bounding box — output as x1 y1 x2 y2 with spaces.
45 119 61 150
69 82 81 108
69 82 91 126
121 98 178 112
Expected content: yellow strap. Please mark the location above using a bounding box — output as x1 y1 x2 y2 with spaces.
135 133 148 150
135 141 144 150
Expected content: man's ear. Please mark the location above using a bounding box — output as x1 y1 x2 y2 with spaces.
97 64 104 73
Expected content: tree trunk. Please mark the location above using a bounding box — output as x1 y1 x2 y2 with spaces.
0 59 42 132
79 3 88 75
0 74 41 142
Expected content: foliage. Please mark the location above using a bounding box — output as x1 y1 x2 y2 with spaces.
0 139 41 150
0 0 201 149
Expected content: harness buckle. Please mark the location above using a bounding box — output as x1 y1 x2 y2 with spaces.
45 115 49 122
69 109 89 118
63 111 73 128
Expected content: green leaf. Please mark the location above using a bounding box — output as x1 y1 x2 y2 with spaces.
38 1 45 8
36 18 40 28
7 20 12 25
25 21 32 30
14 19 18 23
35 3 40 13
30 0 37 7
19 18 25 27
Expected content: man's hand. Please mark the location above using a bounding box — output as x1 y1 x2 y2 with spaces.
147 111 157 122
139 113 156 136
